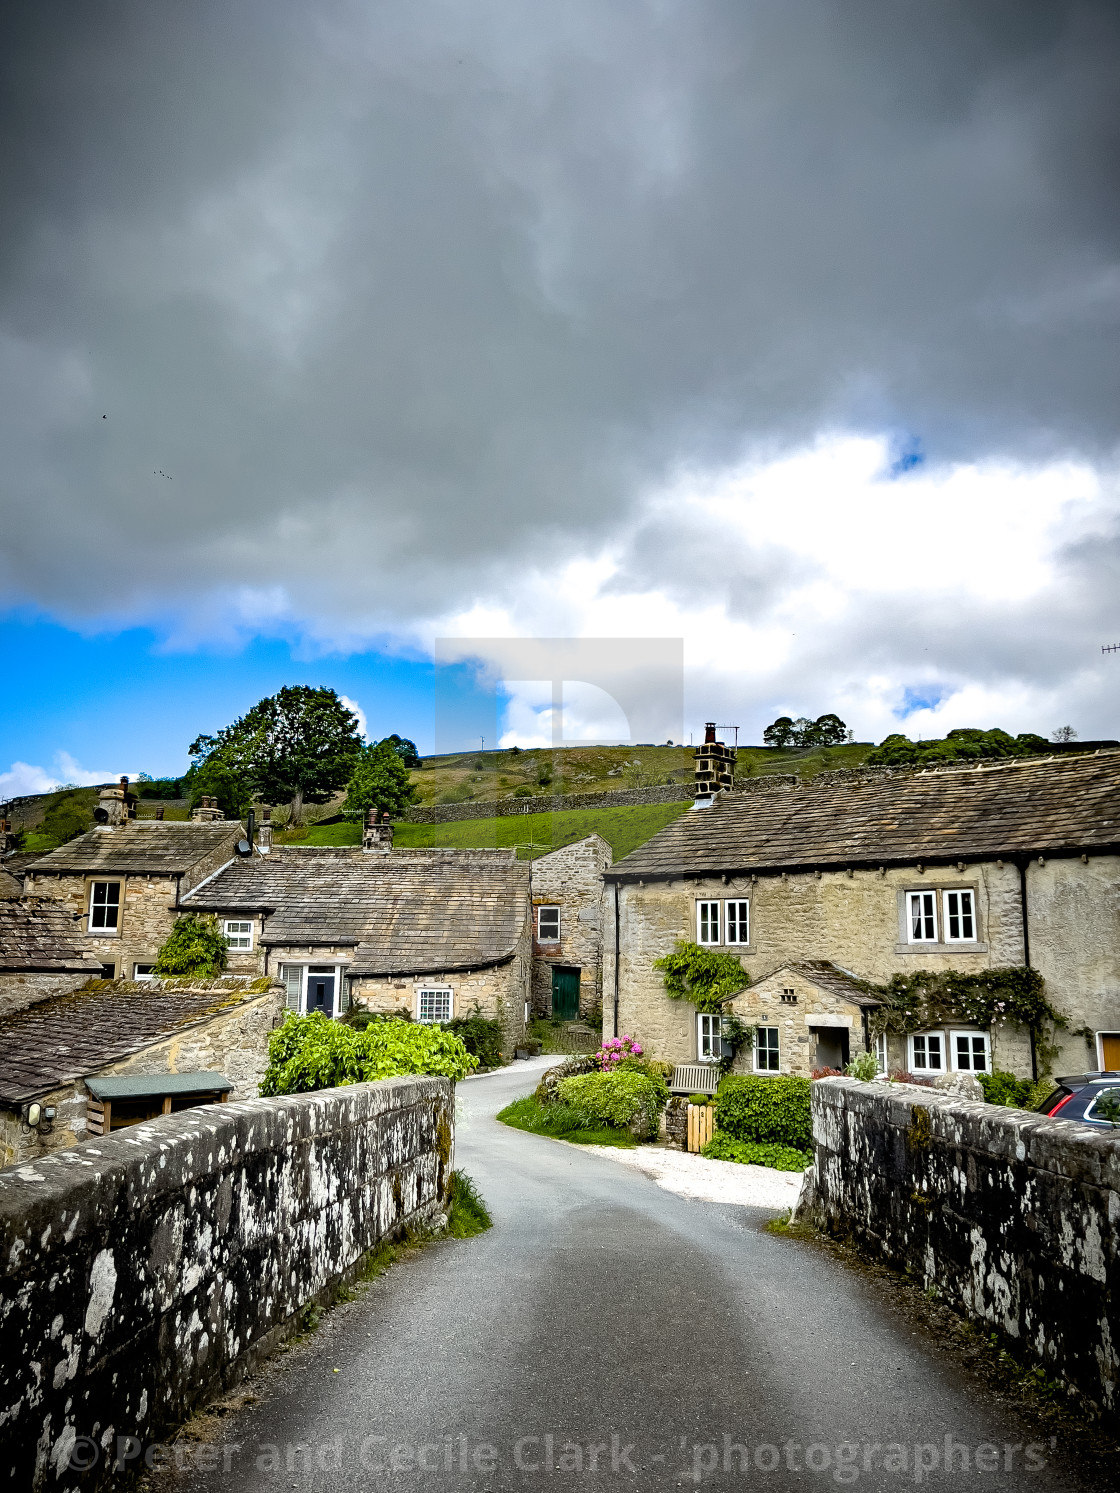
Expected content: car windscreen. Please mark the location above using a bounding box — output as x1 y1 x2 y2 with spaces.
1084 1088 1120 1125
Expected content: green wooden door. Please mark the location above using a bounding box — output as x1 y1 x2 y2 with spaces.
551 966 581 1020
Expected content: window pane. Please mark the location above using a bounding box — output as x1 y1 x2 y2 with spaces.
698 902 719 943
538 907 560 940
725 901 749 943
419 988 451 1023
756 1027 779 1071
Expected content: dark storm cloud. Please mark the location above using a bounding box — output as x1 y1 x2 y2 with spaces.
0 0 1118 639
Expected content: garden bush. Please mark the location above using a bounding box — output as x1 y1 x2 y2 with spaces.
153 914 228 978
557 1068 668 1138
701 1132 812 1171
978 1069 1039 1109
445 1012 505 1070
714 1074 812 1150
260 1011 478 1095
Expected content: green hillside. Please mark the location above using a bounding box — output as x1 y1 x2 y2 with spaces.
280 799 693 861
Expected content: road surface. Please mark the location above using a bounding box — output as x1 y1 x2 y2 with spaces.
166 1060 1103 1492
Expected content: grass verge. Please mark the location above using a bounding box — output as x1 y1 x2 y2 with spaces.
446 1169 493 1237
496 1093 637 1147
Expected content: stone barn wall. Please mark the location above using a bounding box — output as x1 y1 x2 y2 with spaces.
803 1077 1120 1420
0 1076 454 1491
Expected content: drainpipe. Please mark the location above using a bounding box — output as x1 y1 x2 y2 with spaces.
1017 858 1037 1081
860 1007 870 1056
613 882 621 1040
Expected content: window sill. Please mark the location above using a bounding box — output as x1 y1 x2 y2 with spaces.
894 942 987 955
696 944 754 954
86 929 120 939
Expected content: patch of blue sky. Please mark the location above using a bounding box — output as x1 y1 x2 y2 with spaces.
887 436 925 477
0 611 458 778
893 685 950 720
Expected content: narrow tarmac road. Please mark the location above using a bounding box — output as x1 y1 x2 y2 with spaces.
169 1061 1102 1493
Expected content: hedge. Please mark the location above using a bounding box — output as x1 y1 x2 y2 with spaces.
713 1074 812 1150
260 1011 478 1094
700 1132 812 1171
557 1069 668 1138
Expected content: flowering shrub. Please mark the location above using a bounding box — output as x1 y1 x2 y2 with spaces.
557 1069 668 1138
594 1034 643 1071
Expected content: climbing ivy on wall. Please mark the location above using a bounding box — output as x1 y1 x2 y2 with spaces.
653 940 749 1014
869 967 1065 1043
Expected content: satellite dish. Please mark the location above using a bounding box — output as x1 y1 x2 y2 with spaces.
236 838 252 857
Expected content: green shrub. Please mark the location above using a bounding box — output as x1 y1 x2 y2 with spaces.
153 915 228 978
845 1051 879 1082
444 1012 505 1070
259 1012 478 1095
977 1069 1037 1109
701 1131 812 1171
446 1171 492 1237
714 1074 812 1150
557 1068 667 1138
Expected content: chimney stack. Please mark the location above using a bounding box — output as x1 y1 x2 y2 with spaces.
95 780 128 828
257 807 273 854
363 807 394 854
190 793 225 822
694 722 736 801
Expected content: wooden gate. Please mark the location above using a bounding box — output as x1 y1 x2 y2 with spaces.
687 1104 714 1153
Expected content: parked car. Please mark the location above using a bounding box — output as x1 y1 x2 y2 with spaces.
1035 1073 1120 1129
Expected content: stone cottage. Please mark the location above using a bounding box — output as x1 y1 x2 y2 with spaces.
0 898 105 1017
22 809 246 983
528 834 612 1019
602 751 1120 1081
178 846 531 1051
0 978 282 1167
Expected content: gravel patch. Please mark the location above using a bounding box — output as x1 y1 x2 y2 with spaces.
577 1141 805 1210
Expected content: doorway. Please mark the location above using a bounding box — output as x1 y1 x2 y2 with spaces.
551 966 581 1021
306 966 336 1018
1100 1033 1120 1072
810 1026 850 1072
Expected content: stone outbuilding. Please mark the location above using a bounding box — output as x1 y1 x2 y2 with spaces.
22 818 246 983
178 846 531 1052
724 961 883 1077
0 977 282 1167
0 898 105 1018
528 834 612 1019
602 752 1120 1080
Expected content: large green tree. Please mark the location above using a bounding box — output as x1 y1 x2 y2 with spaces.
189 686 363 826
344 738 419 819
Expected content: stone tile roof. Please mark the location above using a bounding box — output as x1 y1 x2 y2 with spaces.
181 848 530 975
606 752 1120 880
25 821 242 876
784 961 882 1009
0 899 105 974
0 984 255 1105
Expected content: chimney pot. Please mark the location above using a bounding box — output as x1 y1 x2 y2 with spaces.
704 722 717 744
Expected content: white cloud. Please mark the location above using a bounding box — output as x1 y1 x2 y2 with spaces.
339 695 368 741
0 754 136 799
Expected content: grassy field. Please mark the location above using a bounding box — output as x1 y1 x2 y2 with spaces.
279 798 692 860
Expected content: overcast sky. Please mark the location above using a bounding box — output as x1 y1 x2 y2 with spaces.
2 1 1119 783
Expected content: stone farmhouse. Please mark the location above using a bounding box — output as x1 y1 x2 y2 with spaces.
0 978 281 1167
529 834 612 1020
0 898 104 1017
178 844 532 1050
602 751 1120 1082
22 782 245 983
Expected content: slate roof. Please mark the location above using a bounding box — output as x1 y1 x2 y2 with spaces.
769 961 882 1009
25 821 242 876
0 984 258 1105
0 898 105 974
606 752 1120 880
181 848 530 975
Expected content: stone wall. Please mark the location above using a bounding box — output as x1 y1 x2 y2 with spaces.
0 970 92 1020
803 1078 1120 1419
0 1076 454 1491
529 835 612 1017
353 950 530 1053
403 783 691 824
25 872 183 983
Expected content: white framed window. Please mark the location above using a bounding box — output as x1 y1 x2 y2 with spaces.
875 1032 889 1075
943 890 976 943
697 1012 723 1061
536 905 560 943
724 900 750 944
417 986 452 1024
89 881 121 932
906 890 938 943
951 1030 990 1072
132 963 155 981
224 919 254 951
697 900 721 945
755 1026 780 1072
909 1032 945 1072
